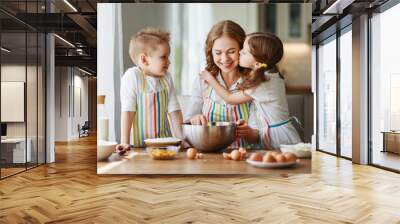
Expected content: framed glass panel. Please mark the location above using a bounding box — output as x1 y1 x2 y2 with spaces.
27 31 38 169
38 32 45 165
371 3 400 171
317 35 337 154
339 26 352 158
1 31 27 178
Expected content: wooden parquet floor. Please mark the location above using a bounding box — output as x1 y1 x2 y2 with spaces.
1 134 400 224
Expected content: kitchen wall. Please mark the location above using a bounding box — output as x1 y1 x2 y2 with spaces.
98 3 313 143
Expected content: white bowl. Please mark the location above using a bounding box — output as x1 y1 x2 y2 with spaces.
97 140 117 161
280 143 312 158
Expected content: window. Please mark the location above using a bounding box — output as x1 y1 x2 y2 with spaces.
371 2 400 171
317 35 337 154
289 4 301 38
339 27 352 158
265 4 276 34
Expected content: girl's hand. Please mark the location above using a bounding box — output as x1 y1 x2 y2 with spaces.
115 143 131 155
199 70 215 83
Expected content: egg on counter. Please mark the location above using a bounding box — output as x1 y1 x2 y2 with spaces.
186 148 198 160
274 154 286 163
250 153 263 162
283 152 297 162
263 153 276 163
238 147 247 159
230 149 241 161
222 152 231 160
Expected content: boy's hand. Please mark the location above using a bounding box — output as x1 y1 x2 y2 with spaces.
115 143 131 155
199 70 215 83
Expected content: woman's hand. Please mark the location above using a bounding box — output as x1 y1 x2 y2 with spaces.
189 114 208 125
236 119 259 144
199 70 215 84
115 143 131 155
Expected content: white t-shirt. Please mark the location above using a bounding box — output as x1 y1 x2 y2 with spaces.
120 66 181 113
244 72 301 148
244 72 290 123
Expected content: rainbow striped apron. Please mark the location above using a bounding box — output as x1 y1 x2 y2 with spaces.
132 72 171 147
201 86 250 147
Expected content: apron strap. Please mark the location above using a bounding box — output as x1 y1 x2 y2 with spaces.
268 116 303 129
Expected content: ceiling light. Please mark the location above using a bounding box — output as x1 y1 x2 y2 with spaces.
1 47 11 53
63 0 78 12
54 34 75 48
78 67 92 76
323 0 354 15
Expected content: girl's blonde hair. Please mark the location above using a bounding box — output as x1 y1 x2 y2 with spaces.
204 20 250 77
238 32 284 90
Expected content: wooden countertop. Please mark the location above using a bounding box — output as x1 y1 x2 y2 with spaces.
97 149 311 175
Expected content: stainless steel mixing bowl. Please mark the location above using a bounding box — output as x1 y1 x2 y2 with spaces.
182 121 236 152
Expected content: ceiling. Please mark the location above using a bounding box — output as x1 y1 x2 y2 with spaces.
0 0 392 75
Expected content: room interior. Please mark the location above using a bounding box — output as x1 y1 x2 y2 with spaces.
0 0 399 222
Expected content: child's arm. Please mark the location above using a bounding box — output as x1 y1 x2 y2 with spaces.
168 110 184 140
199 70 252 105
116 111 134 154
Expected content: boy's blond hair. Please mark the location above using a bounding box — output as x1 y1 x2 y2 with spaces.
129 27 170 65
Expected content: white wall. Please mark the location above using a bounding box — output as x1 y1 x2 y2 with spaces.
54 67 89 141
98 3 124 142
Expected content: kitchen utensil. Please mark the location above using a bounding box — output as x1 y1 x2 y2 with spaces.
182 121 236 152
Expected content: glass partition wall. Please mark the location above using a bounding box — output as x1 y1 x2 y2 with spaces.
316 25 353 159
370 2 400 171
317 34 337 155
0 2 46 179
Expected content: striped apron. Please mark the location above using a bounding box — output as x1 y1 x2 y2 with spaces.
132 72 171 147
201 86 250 147
253 101 300 149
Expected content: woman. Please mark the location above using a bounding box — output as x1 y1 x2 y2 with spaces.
185 20 261 147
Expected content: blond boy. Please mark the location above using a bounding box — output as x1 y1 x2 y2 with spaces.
116 28 184 152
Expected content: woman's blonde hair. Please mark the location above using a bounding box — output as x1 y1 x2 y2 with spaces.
238 32 284 90
204 20 250 77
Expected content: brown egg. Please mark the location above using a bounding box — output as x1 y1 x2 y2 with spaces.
274 154 286 163
196 153 204 159
238 147 247 159
250 153 263 162
186 148 198 160
231 149 241 161
269 151 279 156
283 152 297 162
263 154 276 163
222 152 231 160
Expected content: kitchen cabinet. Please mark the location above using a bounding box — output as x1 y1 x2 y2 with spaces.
382 131 400 154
